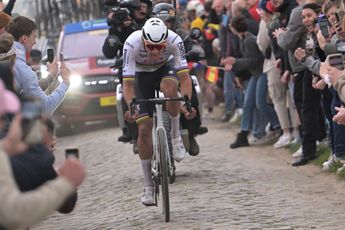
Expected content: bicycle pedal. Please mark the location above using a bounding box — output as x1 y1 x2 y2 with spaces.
142 202 156 207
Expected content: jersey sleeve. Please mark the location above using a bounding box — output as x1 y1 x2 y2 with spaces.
122 35 137 80
171 34 189 75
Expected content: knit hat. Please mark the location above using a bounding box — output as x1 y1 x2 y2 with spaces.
0 12 11 28
0 33 15 61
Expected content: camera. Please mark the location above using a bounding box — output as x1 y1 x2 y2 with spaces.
108 7 130 26
327 53 344 70
65 148 79 159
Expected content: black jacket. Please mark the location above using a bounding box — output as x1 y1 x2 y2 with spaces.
233 32 264 77
10 144 78 213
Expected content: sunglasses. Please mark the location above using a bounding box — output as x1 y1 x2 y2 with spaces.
145 43 166 51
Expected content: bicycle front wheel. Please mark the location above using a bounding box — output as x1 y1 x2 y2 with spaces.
157 128 170 222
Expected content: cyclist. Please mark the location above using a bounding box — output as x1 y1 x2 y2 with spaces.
123 18 195 206
152 2 208 156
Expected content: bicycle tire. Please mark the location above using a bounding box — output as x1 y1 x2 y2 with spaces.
157 128 170 222
162 110 175 184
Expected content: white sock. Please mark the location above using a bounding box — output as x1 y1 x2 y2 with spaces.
169 115 180 138
141 159 153 187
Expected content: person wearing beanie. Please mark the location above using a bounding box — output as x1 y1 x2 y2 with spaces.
0 11 11 34
0 33 16 65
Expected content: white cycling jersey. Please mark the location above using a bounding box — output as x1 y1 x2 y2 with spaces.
122 29 188 78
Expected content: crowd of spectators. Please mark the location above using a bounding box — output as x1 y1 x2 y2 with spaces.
0 2 86 229
178 0 345 168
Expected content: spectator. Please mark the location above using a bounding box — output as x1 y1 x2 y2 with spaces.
256 3 300 149
273 0 307 158
0 11 10 34
0 33 17 138
27 49 60 94
219 0 245 122
7 16 71 115
225 15 280 148
0 33 16 68
0 79 86 229
289 3 329 166
10 106 78 214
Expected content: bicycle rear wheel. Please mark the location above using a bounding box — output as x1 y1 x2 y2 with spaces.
157 128 170 222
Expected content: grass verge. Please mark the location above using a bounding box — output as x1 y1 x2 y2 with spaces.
287 142 345 180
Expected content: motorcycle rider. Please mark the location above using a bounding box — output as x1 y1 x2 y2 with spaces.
102 0 152 146
152 2 208 156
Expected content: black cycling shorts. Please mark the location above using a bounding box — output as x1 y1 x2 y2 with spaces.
134 61 178 123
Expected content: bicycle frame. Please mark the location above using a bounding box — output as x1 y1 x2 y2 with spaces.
151 96 173 222
130 94 191 222
152 103 170 180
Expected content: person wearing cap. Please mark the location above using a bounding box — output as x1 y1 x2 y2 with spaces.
0 79 86 229
7 16 71 115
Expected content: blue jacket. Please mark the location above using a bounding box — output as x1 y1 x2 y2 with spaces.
13 42 69 114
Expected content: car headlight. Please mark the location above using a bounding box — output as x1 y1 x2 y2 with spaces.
58 74 82 88
69 74 82 88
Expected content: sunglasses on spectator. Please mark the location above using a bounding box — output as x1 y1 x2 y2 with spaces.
144 43 166 51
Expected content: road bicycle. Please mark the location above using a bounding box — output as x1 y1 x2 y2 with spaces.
130 94 191 222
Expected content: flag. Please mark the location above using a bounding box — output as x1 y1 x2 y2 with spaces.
205 66 219 83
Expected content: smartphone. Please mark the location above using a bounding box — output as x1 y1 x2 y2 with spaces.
47 48 54 63
327 53 344 70
317 14 329 38
334 12 342 33
65 148 79 159
336 39 345 53
60 52 64 62
318 16 330 38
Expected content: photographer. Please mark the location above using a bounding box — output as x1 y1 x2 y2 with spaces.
103 0 151 145
102 0 152 59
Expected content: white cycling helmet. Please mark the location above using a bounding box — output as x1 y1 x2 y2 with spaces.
186 0 205 17
142 18 168 44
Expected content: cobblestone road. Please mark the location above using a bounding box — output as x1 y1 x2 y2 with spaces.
33 119 345 230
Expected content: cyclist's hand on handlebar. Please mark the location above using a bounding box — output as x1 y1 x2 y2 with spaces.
181 106 196 120
125 110 138 123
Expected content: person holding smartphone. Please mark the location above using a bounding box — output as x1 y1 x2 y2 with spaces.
10 99 79 214
0 79 86 229
291 3 332 166
7 16 71 115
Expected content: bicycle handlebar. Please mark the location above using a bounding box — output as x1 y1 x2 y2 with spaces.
130 95 192 116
